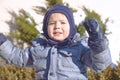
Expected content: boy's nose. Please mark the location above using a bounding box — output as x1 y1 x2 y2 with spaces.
55 22 61 29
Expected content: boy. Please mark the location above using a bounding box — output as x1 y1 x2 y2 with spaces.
0 4 112 80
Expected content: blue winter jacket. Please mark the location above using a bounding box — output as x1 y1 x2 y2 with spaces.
0 33 112 80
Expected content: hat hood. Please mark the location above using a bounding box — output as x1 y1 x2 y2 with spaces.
42 4 77 40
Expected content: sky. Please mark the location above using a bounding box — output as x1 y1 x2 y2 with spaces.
64 0 120 64
0 0 120 64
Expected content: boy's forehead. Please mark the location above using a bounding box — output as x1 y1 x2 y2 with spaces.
49 13 67 20
50 13 65 17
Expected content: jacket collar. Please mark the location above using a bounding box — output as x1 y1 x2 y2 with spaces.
37 33 82 47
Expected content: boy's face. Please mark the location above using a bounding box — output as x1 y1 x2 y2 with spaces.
47 13 70 41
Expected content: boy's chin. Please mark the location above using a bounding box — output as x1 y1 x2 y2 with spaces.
53 38 65 42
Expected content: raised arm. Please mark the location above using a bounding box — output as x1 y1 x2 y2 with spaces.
0 33 33 67
82 18 112 73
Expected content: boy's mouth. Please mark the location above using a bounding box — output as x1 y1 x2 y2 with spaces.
53 32 62 36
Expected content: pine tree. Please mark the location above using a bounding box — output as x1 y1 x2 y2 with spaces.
10 9 39 45
76 6 110 36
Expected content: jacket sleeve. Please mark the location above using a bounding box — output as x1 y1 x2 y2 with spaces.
80 37 112 73
0 39 33 67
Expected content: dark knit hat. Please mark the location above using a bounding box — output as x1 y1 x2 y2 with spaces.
42 4 77 40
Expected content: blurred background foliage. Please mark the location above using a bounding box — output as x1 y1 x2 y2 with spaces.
0 60 120 80
10 0 109 46
0 0 118 80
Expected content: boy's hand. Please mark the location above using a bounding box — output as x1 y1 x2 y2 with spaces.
83 18 106 52
83 18 103 40
0 33 7 45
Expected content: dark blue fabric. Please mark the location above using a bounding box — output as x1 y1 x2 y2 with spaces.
47 38 71 47
83 18 106 52
42 4 77 46
83 18 103 38
0 33 7 45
